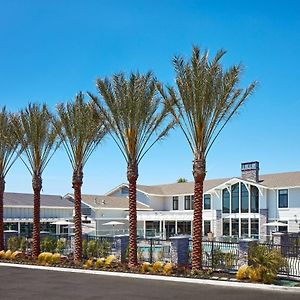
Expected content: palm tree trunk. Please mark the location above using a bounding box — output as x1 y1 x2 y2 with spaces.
192 157 206 270
0 176 5 251
32 173 42 258
127 162 138 268
72 168 83 263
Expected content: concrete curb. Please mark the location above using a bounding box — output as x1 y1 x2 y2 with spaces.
0 262 299 293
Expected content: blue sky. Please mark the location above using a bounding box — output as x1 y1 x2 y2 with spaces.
1 0 300 196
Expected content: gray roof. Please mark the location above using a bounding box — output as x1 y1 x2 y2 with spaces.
133 171 300 196
4 192 74 208
79 194 151 210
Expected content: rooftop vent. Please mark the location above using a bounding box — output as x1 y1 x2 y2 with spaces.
241 161 259 182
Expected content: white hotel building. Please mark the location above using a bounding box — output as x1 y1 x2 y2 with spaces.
3 162 300 241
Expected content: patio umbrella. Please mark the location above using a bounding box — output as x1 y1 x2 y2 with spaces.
50 220 74 225
263 221 288 227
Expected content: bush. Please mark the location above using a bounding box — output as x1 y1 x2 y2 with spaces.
51 253 61 264
98 240 110 258
95 257 106 269
163 262 173 275
152 261 163 273
239 244 288 284
87 240 97 258
83 259 94 269
11 251 23 261
40 237 56 253
56 239 66 254
4 250 12 260
236 264 249 280
38 252 53 264
104 255 117 268
82 240 88 258
0 250 5 259
7 236 20 252
141 262 151 273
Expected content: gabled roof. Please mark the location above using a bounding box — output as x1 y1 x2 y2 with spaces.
120 171 300 196
4 192 73 208
73 194 152 210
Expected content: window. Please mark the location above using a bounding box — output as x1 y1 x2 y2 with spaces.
204 220 211 235
231 218 239 237
172 196 179 210
121 186 129 195
278 220 288 233
241 218 249 237
231 183 239 213
222 219 230 236
222 189 230 213
241 183 249 213
251 218 259 238
204 194 211 210
184 195 193 210
177 221 191 235
278 189 288 208
251 186 259 213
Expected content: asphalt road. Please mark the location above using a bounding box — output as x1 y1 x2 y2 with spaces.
0 266 299 300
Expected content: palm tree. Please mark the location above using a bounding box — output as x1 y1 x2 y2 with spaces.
158 46 257 270
0 107 20 250
55 92 107 263
12 104 60 257
89 71 175 267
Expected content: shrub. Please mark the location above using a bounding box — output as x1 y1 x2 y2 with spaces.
4 250 12 260
40 237 56 253
83 259 94 269
98 240 110 258
11 251 23 261
95 257 106 269
249 244 287 284
141 262 151 273
248 266 262 283
51 253 61 264
163 262 173 275
20 237 27 252
56 239 66 254
38 252 53 264
87 240 97 258
236 264 249 280
82 240 88 259
152 261 163 273
104 255 117 268
0 250 5 259
7 236 20 252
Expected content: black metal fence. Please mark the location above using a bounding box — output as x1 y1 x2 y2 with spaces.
3 233 300 278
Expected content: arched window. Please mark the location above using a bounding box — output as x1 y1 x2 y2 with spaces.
241 183 249 213
222 189 230 213
251 186 259 213
231 183 239 213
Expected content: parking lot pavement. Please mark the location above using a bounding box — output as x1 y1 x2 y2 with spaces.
0 265 299 300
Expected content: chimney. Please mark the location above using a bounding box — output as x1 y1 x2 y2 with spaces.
241 161 260 182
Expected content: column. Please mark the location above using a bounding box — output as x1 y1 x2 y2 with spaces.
143 220 146 238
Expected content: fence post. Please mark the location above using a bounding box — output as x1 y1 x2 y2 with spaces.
211 240 214 269
150 238 153 264
115 235 129 263
238 238 254 268
170 236 189 266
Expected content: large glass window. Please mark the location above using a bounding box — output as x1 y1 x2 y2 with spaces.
231 184 239 213
241 183 249 213
231 218 239 237
222 219 230 236
204 220 211 235
173 196 179 210
177 221 191 235
146 221 160 237
251 186 259 213
278 189 288 208
251 218 259 238
222 189 230 213
241 218 249 237
204 194 211 210
184 195 194 210
184 195 191 210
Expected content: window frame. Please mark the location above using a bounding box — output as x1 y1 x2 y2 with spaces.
203 194 211 210
172 196 179 210
278 189 289 209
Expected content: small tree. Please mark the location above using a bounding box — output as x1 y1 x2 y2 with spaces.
177 177 188 183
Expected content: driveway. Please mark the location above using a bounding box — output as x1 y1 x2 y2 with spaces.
0 265 298 300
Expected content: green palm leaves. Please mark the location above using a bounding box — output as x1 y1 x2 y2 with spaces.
159 46 257 158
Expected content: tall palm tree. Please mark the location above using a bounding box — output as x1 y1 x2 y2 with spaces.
158 46 257 270
55 92 107 263
12 104 60 257
89 71 175 267
0 107 20 250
